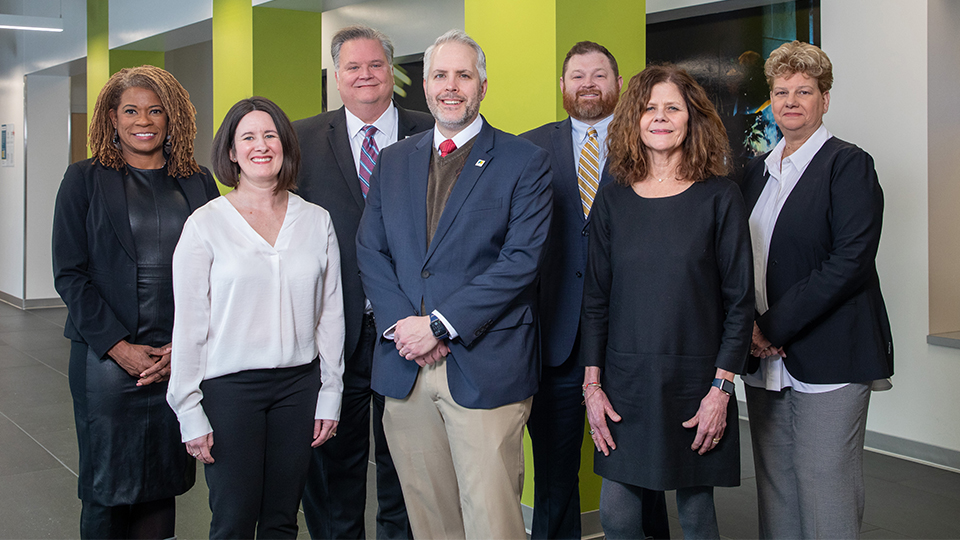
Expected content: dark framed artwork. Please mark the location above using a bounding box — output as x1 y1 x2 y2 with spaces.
647 0 820 174
392 53 429 114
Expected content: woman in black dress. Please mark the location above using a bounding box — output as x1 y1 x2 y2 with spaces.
52 66 220 539
581 64 754 539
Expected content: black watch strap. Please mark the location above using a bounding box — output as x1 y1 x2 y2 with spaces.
429 314 448 339
712 378 735 396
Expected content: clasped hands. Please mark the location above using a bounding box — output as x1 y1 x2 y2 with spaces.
751 322 786 358
108 340 172 386
393 315 449 367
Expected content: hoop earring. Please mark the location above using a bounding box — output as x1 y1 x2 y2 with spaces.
112 129 120 150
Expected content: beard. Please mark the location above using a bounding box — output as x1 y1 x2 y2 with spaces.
563 87 619 122
427 92 482 134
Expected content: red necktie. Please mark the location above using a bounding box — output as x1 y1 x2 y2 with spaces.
439 139 457 157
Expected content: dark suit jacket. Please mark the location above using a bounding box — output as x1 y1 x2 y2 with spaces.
356 118 554 409
52 159 220 358
293 105 434 360
521 118 614 367
740 136 894 383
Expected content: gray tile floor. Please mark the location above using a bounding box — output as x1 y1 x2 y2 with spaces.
1 301 958 539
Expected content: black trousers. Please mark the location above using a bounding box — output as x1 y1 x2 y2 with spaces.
302 313 411 539
527 343 671 539
202 360 318 540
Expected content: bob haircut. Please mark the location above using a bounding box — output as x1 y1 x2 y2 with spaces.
764 40 833 94
211 97 300 194
89 65 201 178
608 64 730 186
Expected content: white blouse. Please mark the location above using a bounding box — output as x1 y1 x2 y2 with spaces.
167 194 345 442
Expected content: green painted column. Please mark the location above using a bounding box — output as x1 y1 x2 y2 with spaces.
253 7 323 122
86 0 109 155
212 0 254 136
110 50 164 74
465 0 646 514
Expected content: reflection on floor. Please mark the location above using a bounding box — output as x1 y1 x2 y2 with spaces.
1 302 958 539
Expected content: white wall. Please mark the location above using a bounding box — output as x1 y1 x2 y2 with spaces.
165 40 214 172
822 0 960 454
24 74 70 301
321 0 464 111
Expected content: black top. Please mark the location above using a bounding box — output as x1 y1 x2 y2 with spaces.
579 177 754 489
124 166 190 347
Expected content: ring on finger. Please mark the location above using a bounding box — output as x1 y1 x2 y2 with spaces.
712 438 721 444
589 429 595 435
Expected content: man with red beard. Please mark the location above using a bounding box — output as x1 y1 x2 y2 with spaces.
521 41 670 540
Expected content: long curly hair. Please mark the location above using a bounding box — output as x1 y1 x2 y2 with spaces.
608 64 730 185
88 65 201 178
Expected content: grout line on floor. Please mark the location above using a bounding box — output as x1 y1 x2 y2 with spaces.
0 410 78 477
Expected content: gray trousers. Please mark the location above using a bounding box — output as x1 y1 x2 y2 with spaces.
745 383 871 539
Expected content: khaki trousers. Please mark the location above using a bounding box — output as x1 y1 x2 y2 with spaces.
383 358 532 540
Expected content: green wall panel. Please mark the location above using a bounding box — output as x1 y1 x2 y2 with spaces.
253 7 323 122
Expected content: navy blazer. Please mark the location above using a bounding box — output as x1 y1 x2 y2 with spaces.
740 136 894 383
293 105 434 360
356 119 553 409
520 118 614 367
52 159 220 358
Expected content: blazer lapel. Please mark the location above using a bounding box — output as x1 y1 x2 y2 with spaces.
328 109 366 209
97 167 137 261
177 171 211 212
408 132 432 260
426 121 494 262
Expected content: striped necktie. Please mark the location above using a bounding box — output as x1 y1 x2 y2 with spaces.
578 127 601 218
358 125 380 198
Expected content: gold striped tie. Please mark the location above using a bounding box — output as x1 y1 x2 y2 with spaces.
578 127 601 218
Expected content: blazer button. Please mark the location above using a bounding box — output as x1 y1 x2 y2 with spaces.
581 230 588 236
421 270 430 278
576 271 582 278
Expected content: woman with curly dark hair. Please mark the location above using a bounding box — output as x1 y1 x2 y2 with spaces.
580 64 754 539
52 65 220 539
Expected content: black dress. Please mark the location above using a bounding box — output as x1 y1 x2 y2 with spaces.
68 166 196 505
580 177 754 491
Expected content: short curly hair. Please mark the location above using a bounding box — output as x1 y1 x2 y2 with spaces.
608 64 730 186
88 65 201 178
764 40 833 93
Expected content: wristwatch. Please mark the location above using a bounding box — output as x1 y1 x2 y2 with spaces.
429 313 449 340
712 378 735 396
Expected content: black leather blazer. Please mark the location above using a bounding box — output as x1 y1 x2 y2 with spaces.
52 158 220 358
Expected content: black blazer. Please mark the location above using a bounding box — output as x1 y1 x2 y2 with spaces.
293 105 433 360
740 136 894 384
52 159 220 358
520 118 614 367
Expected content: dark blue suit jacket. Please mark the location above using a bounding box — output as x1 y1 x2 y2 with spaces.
520 118 614 367
740 136 894 383
356 118 553 409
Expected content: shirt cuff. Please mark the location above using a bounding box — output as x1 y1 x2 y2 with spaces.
177 406 213 443
432 310 458 339
316 389 342 421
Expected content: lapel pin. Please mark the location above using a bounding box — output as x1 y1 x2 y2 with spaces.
475 159 485 167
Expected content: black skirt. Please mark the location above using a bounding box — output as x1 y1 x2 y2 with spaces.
69 342 195 505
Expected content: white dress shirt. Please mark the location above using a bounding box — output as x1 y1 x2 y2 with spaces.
168 194 345 442
742 124 848 394
344 104 399 174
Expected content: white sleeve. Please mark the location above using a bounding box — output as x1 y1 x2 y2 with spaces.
167 218 215 442
315 216 345 421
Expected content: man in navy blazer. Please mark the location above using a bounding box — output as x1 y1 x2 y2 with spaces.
356 29 552 539
294 25 432 540
521 41 669 539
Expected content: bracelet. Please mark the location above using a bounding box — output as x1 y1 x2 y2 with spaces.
582 382 601 397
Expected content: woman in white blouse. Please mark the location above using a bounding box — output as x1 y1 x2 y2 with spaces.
167 96 344 539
